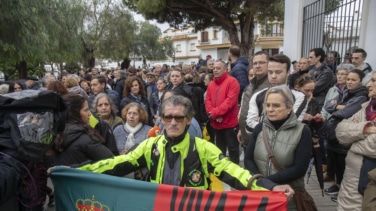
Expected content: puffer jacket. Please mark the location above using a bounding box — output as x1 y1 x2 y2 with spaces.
325 85 369 153
238 74 270 146
336 101 376 211
320 84 343 120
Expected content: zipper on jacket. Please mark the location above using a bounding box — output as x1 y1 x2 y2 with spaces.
214 88 219 107
158 141 166 184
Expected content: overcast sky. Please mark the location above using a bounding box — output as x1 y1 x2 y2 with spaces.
132 12 170 32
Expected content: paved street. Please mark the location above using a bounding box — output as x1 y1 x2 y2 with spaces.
305 169 338 211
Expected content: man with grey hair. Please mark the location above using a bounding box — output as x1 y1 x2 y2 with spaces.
25 76 40 90
0 83 9 94
182 64 192 75
39 75 56 90
76 95 295 198
205 60 241 164
207 59 215 72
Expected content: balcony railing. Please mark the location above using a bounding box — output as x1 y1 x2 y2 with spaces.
259 22 284 38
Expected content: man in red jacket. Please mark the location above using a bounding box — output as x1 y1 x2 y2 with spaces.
205 60 240 164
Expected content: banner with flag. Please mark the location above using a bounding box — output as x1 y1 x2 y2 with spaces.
50 167 287 211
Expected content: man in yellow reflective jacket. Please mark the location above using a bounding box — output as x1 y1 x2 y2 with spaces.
78 95 294 198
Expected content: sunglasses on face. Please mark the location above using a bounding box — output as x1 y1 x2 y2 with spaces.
162 115 186 122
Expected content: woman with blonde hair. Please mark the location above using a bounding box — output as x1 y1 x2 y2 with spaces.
63 75 88 98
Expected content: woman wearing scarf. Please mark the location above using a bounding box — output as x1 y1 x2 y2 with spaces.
114 102 151 155
114 102 151 180
120 76 153 125
335 71 376 210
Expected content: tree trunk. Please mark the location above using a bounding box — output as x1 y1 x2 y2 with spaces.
142 56 146 66
121 58 131 69
226 15 255 60
82 38 95 68
239 17 255 60
60 63 64 77
16 60 27 79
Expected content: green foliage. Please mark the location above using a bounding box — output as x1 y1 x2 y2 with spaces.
160 38 174 59
122 0 285 56
256 0 285 22
133 22 165 62
0 0 84 77
0 0 50 64
0 0 178 77
0 60 44 80
95 5 138 60
82 0 139 65
325 0 341 14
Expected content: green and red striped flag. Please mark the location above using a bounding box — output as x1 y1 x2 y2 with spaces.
50 167 287 211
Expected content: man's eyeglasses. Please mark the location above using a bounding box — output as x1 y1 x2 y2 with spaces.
252 61 267 66
162 115 186 122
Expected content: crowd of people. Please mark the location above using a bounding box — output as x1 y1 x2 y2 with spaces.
0 46 375 211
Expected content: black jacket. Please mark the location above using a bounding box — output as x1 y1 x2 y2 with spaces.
94 118 119 155
53 123 113 166
325 85 369 153
0 155 23 210
308 64 336 110
288 69 309 89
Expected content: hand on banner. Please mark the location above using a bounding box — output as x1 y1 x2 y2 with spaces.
272 184 295 200
47 166 70 175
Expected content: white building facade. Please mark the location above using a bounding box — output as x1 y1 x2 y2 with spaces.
153 21 284 66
